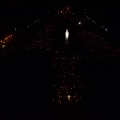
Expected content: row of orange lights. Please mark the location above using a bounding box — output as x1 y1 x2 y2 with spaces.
1 35 12 43
5 35 12 40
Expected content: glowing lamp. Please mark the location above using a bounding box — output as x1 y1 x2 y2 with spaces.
67 95 71 100
65 29 69 40
78 21 81 25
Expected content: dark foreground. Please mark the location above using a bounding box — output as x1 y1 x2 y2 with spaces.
1 51 120 120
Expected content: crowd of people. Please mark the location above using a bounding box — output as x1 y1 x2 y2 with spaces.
1 11 120 112
51 16 120 108
52 51 83 107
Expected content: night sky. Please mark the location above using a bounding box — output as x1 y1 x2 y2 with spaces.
0 1 120 43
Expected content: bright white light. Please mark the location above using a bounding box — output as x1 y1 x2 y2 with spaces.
78 21 81 25
2 45 5 48
67 95 71 100
105 28 107 31
65 29 69 40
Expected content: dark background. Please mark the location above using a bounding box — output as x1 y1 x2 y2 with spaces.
0 0 120 45
1 0 120 119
